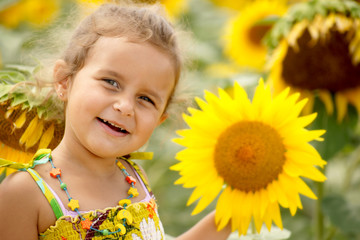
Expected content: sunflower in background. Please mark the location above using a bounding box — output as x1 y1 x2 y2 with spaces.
0 0 60 28
208 0 307 11
76 0 188 20
207 0 248 11
160 0 189 19
171 79 326 235
223 0 288 71
265 0 360 122
0 66 64 177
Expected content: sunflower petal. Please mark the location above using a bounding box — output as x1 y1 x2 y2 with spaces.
19 116 39 146
191 178 223 215
171 79 326 235
38 123 55 149
25 119 44 149
13 111 27 129
215 187 233 231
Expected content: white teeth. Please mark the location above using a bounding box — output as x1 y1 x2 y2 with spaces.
103 119 125 131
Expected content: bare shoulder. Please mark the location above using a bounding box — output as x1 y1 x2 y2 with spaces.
0 170 39 197
0 171 40 239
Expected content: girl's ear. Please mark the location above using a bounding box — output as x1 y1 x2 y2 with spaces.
53 59 71 101
158 112 168 126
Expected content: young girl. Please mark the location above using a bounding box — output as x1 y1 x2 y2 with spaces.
0 3 231 240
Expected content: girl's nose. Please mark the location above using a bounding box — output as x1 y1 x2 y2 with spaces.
113 98 134 117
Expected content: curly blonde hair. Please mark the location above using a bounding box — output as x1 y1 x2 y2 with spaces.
60 3 182 107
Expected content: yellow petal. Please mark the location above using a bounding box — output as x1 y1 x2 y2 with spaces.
271 201 283 230
239 192 254 234
335 93 348 122
343 87 360 114
270 181 289 208
318 90 334 115
215 187 233 231
19 116 39 145
25 119 44 149
191 178 223 215
252 192 263 233
294 177 318 199
38 123 55 149
13 111 27 129
4 108 14 119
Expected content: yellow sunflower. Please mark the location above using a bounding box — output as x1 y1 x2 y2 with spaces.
0 0 60 28
208 0 304 10
160 0 188 19
208 0 248 11
224 0 287 70
23 0 60 27
171 79 326 235
266 0 360 122
76 0 187 19
0 67 64 176
0 1 25 28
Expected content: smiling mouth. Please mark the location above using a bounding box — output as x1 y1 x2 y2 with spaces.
97 117 129 133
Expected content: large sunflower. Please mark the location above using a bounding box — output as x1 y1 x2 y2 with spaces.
266 0 360 122
0 0 60 28
171 79 326 235
224 0 287 70
0 66 64 176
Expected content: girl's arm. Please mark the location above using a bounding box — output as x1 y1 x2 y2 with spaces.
175 211 232 240
0 171 39 240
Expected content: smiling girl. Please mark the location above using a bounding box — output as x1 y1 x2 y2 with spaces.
0 3 231 240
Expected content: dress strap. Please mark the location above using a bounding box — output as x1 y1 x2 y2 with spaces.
125 159 153 195
26 168 64 219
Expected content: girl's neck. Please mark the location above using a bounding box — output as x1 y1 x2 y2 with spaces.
51 141 118 178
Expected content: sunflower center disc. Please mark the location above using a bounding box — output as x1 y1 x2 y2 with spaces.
214 121 286 192
282 29 360 92
248 24 272 47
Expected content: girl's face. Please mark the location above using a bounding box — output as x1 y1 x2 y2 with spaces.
56 37 175 158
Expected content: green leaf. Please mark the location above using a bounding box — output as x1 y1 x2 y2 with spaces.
0 85 12 99
0 70 27 83
0 169 6 183
310 98 358 160
322 194 360 234
10 93 28 106
4 64 35 74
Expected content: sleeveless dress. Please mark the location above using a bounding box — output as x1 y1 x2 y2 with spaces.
12 149 166 240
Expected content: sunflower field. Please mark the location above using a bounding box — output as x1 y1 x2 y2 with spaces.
1 0 360 240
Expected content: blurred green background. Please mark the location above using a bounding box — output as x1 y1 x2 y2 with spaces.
1 0 360 239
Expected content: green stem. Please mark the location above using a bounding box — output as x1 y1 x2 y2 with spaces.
342 147 360 193
325 226 337 240
248 219 257 240
316 181 324 240
251 219 256 234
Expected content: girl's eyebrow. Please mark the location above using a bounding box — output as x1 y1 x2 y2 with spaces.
96 69 122 78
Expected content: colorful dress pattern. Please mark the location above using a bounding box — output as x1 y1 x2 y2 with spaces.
0 149 165 240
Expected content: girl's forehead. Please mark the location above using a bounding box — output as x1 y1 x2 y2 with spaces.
88 36 173 69
83 36 176 94
90 36 157 56
94 37 172 72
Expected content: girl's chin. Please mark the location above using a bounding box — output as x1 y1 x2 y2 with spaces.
85 142 137 159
